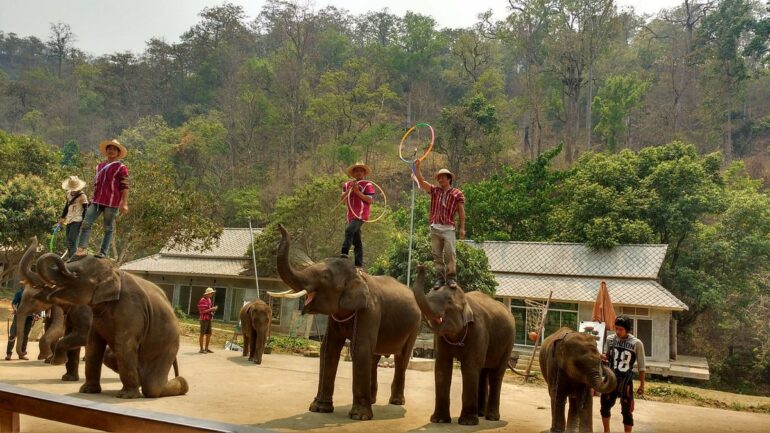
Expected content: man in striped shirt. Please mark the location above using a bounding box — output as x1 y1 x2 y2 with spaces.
72 139 129 261
414 160 466 288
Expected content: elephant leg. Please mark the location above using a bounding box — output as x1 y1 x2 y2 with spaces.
566 397 580 433
477 368 489 417
458 361 481 426
370 355 380 403
254 328 268 365
113 340 143 399
242 333 250 358
349 336 376 421
431 344 453 423
309 328 345 413
103 347 119 373
550 391 568 433
578 389 593 433
141 355 189 398
389 352 409 405
248 330 257 361
80 333 106 394
61 348 81 381
485 366 506 421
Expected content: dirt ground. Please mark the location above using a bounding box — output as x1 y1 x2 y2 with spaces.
1 297 769 433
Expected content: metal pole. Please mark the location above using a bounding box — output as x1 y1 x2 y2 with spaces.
248 218 260 300
406 164 417 287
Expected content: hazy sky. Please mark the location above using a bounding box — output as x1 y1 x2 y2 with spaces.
0 0 682 56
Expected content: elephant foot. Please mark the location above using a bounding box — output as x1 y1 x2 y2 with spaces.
485 411 501 421
253 358 262 365
309 398 334 413
389 395 406 405
38 353 50 360
61 373 79 381
248 357 254 361
430 412 452 423
44 357 52 364
348 403 373 421
458 414 480 425
116 388 143 399
79 383 101 393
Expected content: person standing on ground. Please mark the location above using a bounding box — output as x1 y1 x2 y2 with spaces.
58 175 89 259
5 287 39 361
340 161 375 269
601 315 646 433
413 159 466 288
71 138 129 261
198 287 218 354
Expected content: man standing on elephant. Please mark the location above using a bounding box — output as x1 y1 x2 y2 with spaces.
600 315 646 433
413 159 465 288
198 287 218 354
71 138 129 261
340 161 375 269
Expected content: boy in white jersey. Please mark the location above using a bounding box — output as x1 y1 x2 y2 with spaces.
600 315 646 433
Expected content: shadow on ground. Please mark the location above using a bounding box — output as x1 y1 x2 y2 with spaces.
255 405 406 430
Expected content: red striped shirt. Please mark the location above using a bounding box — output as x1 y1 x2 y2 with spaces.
92 160 129 208
198 297 213 321
343 180 375 223
429 185 465 226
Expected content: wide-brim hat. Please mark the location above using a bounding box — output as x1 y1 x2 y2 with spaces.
61 175 86 191
346 161 371 177
99 138 128 159
203 287 216 296
435 168 454 182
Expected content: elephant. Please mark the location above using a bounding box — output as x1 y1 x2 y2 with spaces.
33 249 188 399
411 265 516 425
18 239 94 382
539 327 618 433
276 224 421 420
239 299 272 364
13 284 64 361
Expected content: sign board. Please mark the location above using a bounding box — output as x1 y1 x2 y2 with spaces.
579 320 606 353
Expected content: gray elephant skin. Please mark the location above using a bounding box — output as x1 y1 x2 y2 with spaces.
240 299 272 364
276 224 421 420
35 250 188 399
411 265 515 425
539 327 617 433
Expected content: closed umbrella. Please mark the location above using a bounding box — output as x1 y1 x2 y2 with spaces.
591 281 616 331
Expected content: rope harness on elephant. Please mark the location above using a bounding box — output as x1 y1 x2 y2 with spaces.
442 323 469 347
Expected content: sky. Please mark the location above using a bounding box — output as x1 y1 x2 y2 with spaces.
0 0 682 56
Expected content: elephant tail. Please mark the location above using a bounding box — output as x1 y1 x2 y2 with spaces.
173 358 180 377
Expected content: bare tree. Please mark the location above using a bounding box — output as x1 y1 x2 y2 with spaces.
47 22 75 79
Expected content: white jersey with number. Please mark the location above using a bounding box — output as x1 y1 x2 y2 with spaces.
605 333 646 380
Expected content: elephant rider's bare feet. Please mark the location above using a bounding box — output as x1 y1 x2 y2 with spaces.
309 398 334 413
61 373 79 381
79 383 101 393
348 403 373 420
458 414 480 425
430 412 452 423
389 395 406 405
116 388 143 399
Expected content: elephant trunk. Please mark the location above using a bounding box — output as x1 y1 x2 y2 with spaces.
36 253 76 286
411 266 442 324
591 362 617 394
19 237 46 288
275 224 310 292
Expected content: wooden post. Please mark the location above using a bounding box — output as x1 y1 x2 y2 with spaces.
0 407 20 433
524 290 552 382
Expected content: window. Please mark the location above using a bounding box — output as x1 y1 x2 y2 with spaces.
621 306 649 317
635 319 653 358
511 300 578 346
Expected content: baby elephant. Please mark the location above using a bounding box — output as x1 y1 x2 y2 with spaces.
240 299 272 364
411 265 516 425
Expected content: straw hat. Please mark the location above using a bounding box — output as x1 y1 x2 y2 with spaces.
98 138 128 159
61 175 86 192
203 287 216 296
435 168 454 182
346 161 371 177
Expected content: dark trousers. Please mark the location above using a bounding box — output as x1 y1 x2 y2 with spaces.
341 219 364 267
6 315 34 355
65 221 82 259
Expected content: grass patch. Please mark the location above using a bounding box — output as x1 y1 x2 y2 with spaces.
645 384 770 414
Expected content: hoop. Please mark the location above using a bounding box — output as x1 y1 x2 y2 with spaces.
49 223 62 253
524 299 548 332
399 123 435 163
345 179 388 223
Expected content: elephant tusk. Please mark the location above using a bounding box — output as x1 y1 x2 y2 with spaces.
267 289 294 297
269 289 308 299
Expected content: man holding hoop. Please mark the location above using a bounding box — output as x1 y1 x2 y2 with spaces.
340 161 375 269
413 159 465 288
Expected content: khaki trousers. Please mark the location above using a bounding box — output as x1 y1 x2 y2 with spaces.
431 227 457 281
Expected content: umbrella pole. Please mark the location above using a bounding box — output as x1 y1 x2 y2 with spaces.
525 290 552 382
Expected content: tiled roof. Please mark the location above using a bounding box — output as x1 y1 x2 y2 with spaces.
495 274 688 311
466 241 668 279
121 255 250 277
161 228 260 258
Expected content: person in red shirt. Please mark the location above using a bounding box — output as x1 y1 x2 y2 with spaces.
71 139 129 261
340 162 375 268
198 287 218 353
414 159 466 288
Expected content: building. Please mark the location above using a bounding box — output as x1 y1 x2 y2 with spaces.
467 240 709 380
121 228 324 336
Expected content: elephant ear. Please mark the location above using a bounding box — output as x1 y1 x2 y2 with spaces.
91 271 122 304
462 300 475 326
339 274 372 312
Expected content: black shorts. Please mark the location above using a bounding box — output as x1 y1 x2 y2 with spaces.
600 375 635 426
200 320 212 335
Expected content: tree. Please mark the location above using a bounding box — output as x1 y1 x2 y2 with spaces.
0 130 60 182
61 139 80 167
437 94 500 178
47 22 75 79
592 74 650 151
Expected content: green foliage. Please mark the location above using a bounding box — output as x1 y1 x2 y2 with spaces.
267 335 317 353
61 139 80 167
0 174 60 249
593 74 650 151
0 130 61 182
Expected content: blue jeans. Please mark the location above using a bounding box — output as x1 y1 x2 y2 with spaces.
77 204 117 257
65 221 81 259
